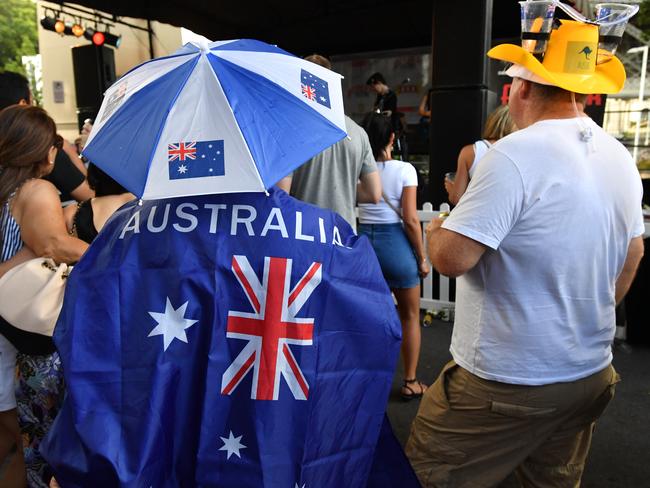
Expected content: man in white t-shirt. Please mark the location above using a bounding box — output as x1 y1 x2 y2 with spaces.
406 18 645 487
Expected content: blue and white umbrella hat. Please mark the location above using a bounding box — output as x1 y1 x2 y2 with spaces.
83 39 347 200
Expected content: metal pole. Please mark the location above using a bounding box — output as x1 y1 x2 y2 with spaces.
629 46 648 163
147 20 155 59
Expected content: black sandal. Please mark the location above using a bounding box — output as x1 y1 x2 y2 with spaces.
401 378 427 401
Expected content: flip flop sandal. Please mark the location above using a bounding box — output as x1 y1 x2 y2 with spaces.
401 378 427 401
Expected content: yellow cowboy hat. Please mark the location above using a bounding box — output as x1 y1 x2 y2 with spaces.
488 19 625 94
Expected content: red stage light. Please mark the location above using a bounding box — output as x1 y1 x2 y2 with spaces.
92 31 105 46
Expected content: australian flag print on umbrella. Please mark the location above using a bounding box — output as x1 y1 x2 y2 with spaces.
82 39 347 199
168 140 225 180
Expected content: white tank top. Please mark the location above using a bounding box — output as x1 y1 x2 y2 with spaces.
468 140 492 179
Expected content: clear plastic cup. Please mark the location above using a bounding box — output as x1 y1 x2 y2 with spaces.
595 3 635 64
519 1 557 56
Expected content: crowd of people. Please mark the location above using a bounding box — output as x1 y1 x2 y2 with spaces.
0 11 646 488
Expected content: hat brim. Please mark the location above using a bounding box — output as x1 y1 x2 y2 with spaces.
488 44 625 94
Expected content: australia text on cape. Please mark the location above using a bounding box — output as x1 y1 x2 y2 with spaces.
119 202 348 247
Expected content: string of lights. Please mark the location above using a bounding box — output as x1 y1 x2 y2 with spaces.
40 6 122 48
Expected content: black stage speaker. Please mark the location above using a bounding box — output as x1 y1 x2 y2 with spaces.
72 45 116 129
427 0 494 206
431 2 493 90
427 88 496 207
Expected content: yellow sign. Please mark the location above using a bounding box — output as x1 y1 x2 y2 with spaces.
564 41 596 74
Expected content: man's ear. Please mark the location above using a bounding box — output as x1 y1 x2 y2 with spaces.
518 79 533 100
18 98 29 106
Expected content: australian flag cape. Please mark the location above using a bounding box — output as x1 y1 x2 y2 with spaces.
41 188 403 487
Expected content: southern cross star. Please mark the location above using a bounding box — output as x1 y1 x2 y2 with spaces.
219 431 246 460
147 298 198 351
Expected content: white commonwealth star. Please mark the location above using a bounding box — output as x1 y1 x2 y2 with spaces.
319 96 327 102
178 164 188 174
147 298 198 351
219 431 246 460
295 484 306 488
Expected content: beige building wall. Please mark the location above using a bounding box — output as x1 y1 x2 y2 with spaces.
37 1 183 141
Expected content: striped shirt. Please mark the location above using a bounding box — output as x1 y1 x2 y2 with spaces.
1 196 23 262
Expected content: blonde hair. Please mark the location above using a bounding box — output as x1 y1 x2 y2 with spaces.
482 105 517 140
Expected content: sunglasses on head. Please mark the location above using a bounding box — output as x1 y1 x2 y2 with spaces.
52 134 63 150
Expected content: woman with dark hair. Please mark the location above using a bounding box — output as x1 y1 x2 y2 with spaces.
0 105 88 487
63 163 134 243
358 112 430 401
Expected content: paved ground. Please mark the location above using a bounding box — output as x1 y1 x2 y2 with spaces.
386 319 650 488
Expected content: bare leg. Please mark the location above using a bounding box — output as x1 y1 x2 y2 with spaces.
0 409 26 487
393 286 426 397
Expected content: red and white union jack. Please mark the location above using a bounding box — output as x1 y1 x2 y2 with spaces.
168 141 197 162
221 255 322 401
301 83 316 101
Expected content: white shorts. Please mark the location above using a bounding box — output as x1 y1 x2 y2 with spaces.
0 334 17 411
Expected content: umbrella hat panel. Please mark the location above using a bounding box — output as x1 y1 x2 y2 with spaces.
83 55 199 197
207 53 346 190
213 48 345 126
143 55 264 199
210 38 296 56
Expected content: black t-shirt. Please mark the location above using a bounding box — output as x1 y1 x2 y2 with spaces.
375 90 398 115
43 150 85 201
375 90 401 132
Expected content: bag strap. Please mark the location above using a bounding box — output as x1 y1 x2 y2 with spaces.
382 191 402 220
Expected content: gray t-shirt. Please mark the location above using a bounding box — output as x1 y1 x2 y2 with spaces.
290 116 377 230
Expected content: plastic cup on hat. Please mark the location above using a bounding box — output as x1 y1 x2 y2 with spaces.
595 3 635 64
519 1 557 57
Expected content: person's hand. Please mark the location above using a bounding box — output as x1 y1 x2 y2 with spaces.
418 258 430 277
82 119 93 135
425 217 444 236
444 177 454 199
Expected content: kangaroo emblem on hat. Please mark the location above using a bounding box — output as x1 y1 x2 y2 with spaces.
579 46 593 60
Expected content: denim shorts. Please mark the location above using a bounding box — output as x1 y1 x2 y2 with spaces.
358 222 419 289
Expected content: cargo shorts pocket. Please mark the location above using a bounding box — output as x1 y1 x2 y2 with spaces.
490 401 557 418
582 367 620 424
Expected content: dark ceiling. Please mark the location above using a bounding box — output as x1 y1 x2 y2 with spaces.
51 1 523 57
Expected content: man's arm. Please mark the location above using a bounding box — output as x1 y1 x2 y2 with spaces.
356 170 381 204
69 180 95 202
615 236 644 305
62 138 87 175
425 218 487 278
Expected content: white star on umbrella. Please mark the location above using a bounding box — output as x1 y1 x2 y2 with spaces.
219 431 246 460
178 164 188 174
319 96 327 102
147 298 198 351
295 484 306 488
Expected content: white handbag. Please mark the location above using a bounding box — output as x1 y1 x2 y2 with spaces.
0 258 71 337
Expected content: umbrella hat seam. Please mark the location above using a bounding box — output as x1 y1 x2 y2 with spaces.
201 53 266 194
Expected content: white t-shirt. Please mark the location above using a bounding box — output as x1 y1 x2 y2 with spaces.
443 117 645 385
358 160 418 224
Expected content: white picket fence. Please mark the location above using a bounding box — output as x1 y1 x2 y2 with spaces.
417 203 455 311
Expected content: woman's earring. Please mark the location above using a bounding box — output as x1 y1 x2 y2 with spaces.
50 160 55 165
